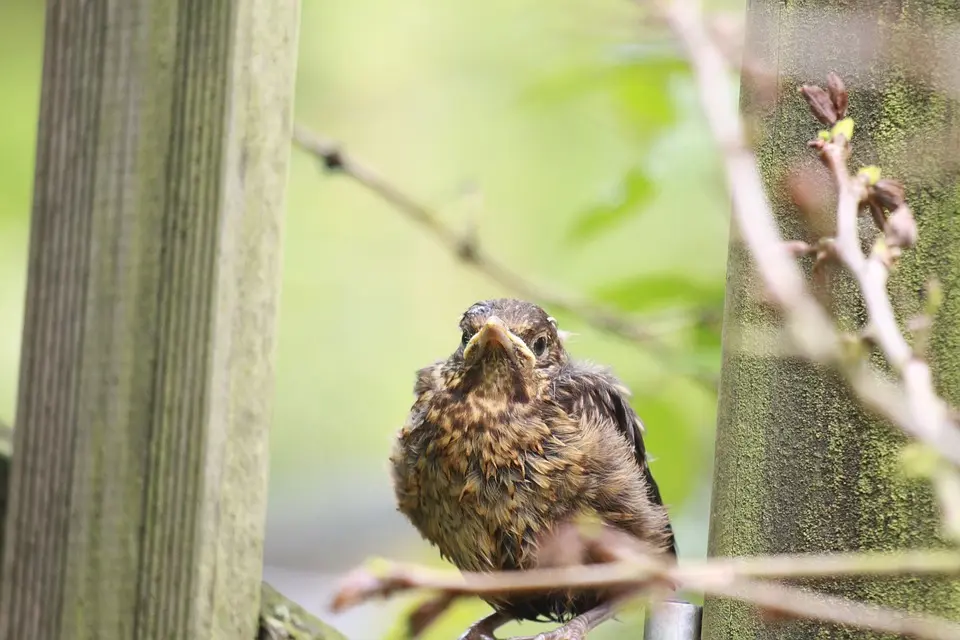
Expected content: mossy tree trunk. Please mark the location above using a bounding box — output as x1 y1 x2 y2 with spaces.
703 1 960 638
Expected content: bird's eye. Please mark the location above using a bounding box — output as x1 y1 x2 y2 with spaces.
532 336 548 357
461 331 471 347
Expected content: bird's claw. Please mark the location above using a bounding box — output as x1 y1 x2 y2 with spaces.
513 623 589 640
457 627 499 640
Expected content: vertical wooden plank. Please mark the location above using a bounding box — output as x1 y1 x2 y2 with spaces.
0 0 300 638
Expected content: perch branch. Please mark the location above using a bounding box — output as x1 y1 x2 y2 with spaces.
659 0 960 465
332 549 960 639
291 125 718 388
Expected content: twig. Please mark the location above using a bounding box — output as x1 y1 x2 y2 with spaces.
291 125 719 389
700 576 960 639
818 138 956 465
332 550 960 639
332 549 960 609
674 548 960 583
659 0 960 465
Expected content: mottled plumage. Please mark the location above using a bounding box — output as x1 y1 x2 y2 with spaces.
390 299 675 634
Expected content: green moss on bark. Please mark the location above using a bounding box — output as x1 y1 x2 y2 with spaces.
703 1 960 638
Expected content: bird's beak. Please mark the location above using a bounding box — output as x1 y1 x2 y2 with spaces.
476 316 512 352
464 316 535 366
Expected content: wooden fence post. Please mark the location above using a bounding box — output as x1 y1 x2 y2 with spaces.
0 1 300 638
702 1 960 637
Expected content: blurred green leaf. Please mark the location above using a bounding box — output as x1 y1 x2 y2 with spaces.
609 61 688 140
593 273 725 314
566 169 654 245
517 54 687 140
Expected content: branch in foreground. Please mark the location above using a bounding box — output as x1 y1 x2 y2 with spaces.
659 0 960 466
291 126 718 389
706 576 960 639
331 549 960 640
259 582 347 640
332 549 960 608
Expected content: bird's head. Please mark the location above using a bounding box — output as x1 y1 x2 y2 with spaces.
443 298 569 401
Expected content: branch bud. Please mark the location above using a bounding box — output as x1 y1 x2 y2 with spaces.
830 117 855 142
782 240 814 257
799 84 838 125
857 165 881 186
867 201 886 232
884 205 918 249
826 72 848 119
872 178 906 210
812 238 838 274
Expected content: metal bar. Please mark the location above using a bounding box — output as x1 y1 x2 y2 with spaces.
644 600 703 640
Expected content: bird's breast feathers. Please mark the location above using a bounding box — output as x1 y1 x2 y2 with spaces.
391 395 587 571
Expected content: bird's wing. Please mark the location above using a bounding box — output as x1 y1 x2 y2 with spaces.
557 362 678 556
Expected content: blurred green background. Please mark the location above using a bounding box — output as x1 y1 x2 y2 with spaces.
0 1 741 638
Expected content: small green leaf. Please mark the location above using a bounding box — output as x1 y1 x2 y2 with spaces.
925 278 944 316
900 442 941 479
831 117 855 141
858 165 882 185
610 60 688 139
566 169 655 245
517 55 686 138
818 130 831 141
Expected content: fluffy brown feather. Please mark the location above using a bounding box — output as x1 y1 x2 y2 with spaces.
390 298 675 624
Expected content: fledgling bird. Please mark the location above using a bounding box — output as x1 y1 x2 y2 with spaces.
390 298 677 640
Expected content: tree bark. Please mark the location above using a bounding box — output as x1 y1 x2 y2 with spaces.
0 1 300 638
703 1 960 638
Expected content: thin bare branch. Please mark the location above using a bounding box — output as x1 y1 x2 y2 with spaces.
291 125 719 389
676 548 960 582
699 577 960 640
331 549 960 639
817 138 958 467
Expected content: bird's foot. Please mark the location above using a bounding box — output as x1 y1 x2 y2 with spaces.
457 611 511 640
512 620 590 640
511 601 617 640
458 626 498 640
